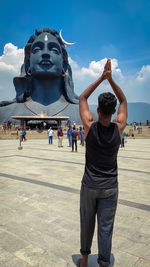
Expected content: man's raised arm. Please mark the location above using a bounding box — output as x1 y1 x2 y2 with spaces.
79 60 110 137
108 76 127 135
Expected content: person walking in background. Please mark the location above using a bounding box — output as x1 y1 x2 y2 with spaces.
134 122 136 130
79 126 85 146
71 126 78 152
43 121 47 129
57 127 63 147
67 126 72 147
81 127 85 146
3 122 7 133
121 130 126 148
48 127 54 144
76 128 79 141
77 59 127 267
79 127 83 145
22 128 27 141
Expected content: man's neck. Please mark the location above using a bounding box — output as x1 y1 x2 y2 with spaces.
98 114 112 126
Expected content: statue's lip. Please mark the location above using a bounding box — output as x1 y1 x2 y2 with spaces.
40 60 53 66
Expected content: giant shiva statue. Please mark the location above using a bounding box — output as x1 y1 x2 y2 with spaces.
0 28 84 123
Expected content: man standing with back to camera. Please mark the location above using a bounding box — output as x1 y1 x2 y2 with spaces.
77 59 127 267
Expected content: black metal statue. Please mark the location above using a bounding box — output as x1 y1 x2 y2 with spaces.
0 28 83 123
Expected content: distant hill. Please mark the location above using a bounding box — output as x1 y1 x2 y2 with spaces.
89 102 150 124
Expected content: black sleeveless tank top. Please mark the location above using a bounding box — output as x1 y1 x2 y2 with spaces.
82 121 121 189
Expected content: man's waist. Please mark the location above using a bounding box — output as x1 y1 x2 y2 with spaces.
82 171 118 189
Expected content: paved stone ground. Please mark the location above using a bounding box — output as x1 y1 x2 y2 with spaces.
0 138 150 267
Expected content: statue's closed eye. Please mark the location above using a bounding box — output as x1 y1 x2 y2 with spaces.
48 42 61 54
51 48 60 55
32 42 44 53
32 47 41 53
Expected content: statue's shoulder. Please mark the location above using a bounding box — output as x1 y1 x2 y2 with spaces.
0 99 17 107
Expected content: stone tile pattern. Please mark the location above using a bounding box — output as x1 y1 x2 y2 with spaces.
0 138 150 266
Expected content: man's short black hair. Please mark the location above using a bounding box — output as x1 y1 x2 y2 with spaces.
98 92 117 116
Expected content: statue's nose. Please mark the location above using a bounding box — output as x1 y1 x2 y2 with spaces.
42 53 50 59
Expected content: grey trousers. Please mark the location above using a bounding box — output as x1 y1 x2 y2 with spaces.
80 184 118 266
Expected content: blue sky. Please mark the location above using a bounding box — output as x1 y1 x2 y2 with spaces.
0 0 150 103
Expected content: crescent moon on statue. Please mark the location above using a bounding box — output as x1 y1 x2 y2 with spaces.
59 29 76 46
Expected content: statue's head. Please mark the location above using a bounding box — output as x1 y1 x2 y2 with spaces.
29 32 63 78
14 28 79 104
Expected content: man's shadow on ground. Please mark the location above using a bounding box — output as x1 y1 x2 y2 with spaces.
72 254 115 267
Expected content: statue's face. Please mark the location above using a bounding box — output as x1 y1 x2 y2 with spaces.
30 33 63 78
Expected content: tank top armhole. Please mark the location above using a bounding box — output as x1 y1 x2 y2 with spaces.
115 123 121 142
85 122 96 142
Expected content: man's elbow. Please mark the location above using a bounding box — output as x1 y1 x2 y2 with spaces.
120 98 127 107
124 97 127 104
79 94 85 102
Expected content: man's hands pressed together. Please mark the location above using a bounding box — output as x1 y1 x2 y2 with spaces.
101 59 112 81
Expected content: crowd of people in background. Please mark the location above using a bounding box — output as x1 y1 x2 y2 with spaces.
46 125 85 151
1 121 149 152
68 125 85 152
19 124 85 148
49 125 85 151
66 126 85 152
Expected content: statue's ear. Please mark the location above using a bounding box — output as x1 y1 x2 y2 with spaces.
13 77 30 103
63 63 79 104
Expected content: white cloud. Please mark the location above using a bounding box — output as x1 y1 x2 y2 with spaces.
0 43 24 100
0 43 24 71
136 65 150 82
0 62 14 72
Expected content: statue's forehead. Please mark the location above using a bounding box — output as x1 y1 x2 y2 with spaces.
32 32 60 46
